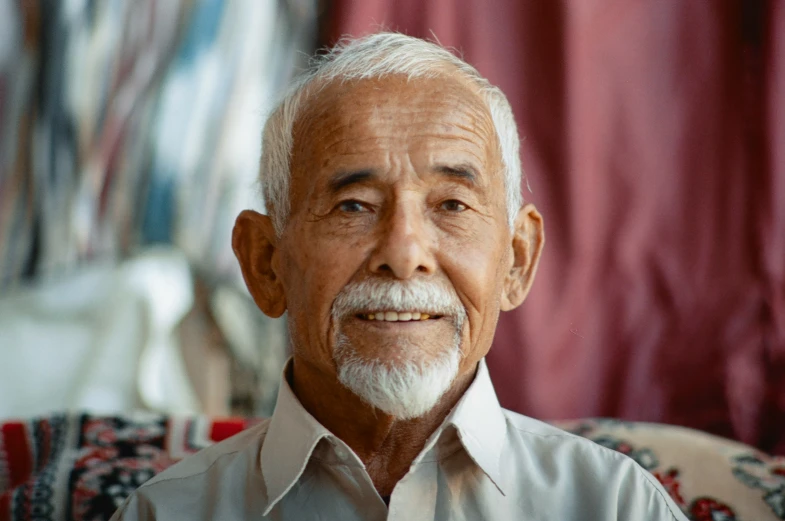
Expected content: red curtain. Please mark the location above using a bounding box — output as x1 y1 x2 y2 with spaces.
325 0 785 453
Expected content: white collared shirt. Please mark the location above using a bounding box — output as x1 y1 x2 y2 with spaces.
111 359 687 520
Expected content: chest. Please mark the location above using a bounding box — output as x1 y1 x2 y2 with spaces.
271 451 527 521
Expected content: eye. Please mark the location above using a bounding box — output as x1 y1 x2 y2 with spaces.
337 200 370 213
439 199 468 212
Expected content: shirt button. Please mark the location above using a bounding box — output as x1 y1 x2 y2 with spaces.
335 447 348 461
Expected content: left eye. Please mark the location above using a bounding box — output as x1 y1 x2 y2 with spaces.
439 200 468 212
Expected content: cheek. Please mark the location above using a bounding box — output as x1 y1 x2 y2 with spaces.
443 229 508 308
438 229 509 362
282 226 369 343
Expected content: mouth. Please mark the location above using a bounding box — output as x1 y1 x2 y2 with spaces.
355 311 442 322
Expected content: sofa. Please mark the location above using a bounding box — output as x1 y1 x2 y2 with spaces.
1 413 784 521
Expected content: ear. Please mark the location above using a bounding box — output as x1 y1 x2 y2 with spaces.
500 204 545 311
232 210 287 318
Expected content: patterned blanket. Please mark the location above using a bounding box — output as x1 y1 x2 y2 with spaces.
1 414 783 520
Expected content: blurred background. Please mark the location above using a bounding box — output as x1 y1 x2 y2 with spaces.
0 0 783 454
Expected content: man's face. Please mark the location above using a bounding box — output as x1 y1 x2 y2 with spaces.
275 74 514 386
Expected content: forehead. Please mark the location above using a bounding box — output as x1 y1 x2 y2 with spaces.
290 74 500 175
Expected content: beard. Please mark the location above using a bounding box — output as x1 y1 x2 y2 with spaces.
331 278 466 420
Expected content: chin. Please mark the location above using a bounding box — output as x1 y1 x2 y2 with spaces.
334 338 461 420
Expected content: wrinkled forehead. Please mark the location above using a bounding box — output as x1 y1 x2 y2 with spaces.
289 73 502 175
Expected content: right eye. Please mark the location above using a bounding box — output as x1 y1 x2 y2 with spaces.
337 200 369 213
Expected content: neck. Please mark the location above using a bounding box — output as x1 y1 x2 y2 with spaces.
290 355 477 497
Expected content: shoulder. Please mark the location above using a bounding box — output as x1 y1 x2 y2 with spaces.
111 420 272 521
501 408 640 474
145 419 271 488
502 408 640 467
500 410 686 520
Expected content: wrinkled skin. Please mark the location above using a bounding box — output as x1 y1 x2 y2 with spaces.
233 74 544 496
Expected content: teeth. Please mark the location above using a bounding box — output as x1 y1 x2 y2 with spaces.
361 312 434 321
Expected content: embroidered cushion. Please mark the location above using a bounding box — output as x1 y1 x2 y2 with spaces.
554 419 785 521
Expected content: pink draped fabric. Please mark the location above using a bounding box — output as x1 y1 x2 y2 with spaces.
325 0 785 453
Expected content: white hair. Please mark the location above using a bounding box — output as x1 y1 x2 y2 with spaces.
331 278 467 419
260 32 524 236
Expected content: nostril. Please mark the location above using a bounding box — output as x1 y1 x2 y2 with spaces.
416 265 428 273
377 264 393 272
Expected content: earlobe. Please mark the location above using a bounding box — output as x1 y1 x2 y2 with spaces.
500 204 545 311
232 210 287 318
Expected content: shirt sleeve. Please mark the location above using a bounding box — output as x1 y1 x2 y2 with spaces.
619 464 689 521
109 491 156 521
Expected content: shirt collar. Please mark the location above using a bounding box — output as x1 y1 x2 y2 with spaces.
409 358 508 495
260 360 333 516
260 357 509 513
442 358 508 495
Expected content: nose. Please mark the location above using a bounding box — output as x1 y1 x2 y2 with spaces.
369 201 436 279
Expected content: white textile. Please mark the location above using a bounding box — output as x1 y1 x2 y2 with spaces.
0 248 199 417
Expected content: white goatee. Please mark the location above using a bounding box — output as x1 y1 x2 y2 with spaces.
331 278 466 419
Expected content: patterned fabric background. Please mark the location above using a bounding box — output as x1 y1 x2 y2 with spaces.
1 414 783 521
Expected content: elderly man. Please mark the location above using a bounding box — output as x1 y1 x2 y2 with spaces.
112 33 687 520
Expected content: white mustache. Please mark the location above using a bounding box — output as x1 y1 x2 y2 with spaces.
332 278 466 319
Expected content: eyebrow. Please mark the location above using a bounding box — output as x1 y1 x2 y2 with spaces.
327 170 376 192
434 164 478 185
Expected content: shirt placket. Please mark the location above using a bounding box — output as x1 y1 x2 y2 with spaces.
386 459 438 521
325 438 390 521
